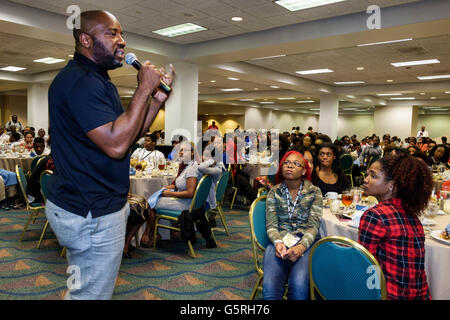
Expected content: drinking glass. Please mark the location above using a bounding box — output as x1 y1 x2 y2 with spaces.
130 158 138 169
438 164 445 178
341 190 353 214
158 158 166 172
423 201 439 236
351 187 362 205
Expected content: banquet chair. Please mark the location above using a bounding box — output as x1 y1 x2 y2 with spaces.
15 165 45 242
153 175 213 258
36 170 53 249
248 195 269 300
339 154 354 187
226 165 238 209
309 236 387 300
207 171 231 236
30 155 47 173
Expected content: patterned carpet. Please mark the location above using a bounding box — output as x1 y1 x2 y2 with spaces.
0 205 259 300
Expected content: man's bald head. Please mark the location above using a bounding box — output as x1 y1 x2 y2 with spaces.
72 10 126 70
73 11 117 50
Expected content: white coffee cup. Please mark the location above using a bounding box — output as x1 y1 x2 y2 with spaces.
330 199 341 213
325 192 338 200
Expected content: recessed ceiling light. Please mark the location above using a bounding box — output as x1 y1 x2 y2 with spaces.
296 69 333 75
274 0 347 12
430 97 436 99
254 88 259 90
420 92 426 95
357 38 413 47
270 85 280 88
198 81 202 85
250 54 286 61
231 17 243 21
153 23 207 37
386 80 394 82
34 57 65 64
0 66 26 72
356 67 365 70
346 95 356 99
239 99 254 101
260 101 275 104
210 80 216 83
391 59 440 67
376 93 402 96
227 77 240 81
220 88 243 92
390 97 415 100
334 81 365 85
68 54 74 58
445 91 450 94
205 114 208 116
296 100 315 103
418 75 450 80
320 89 330 93
380 102 387 105
364 99 372 102
277 97 295 100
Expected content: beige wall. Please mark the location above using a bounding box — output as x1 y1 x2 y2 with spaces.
337 114 374 139
374 104 415 140
418 114 450 142
200 115 244 134
272 111 319 133
0 95 27 128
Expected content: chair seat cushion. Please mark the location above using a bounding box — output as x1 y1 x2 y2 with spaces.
155 209 182 219
30 202 45 208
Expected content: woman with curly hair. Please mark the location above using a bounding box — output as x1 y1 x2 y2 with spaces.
359 153 433 300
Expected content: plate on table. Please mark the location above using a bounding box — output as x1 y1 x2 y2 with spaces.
430 230 450 245
421 218 436 226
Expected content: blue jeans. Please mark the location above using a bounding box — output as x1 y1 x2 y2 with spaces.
45 199 129 300
262 243 313 300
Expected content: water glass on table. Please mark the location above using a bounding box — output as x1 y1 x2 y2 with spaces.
341 190 353 214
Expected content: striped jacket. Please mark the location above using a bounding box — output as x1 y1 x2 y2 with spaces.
266 179 323 250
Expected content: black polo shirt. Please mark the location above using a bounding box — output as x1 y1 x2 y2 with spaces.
47 52 130 218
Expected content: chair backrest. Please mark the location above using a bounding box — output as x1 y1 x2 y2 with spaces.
15 165 28 202
367 155 380 169
39 170 53 200
309 236 387 300
215 171 230 203
339 154 353 173
30 155 47 172
189 175 213 212
248 195 269 274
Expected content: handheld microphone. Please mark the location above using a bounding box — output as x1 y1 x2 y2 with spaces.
125 53 171 94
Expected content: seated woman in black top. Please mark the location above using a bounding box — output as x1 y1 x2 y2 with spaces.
311 142 350 196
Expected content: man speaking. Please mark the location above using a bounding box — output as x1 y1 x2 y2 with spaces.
46 10 174 300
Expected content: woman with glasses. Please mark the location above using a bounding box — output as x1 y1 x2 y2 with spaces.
263 150 323 300
311 142 350 196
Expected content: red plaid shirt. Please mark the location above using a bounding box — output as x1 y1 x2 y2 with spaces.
358 198 430 300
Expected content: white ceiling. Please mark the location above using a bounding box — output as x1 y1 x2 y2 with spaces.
1 0 449 115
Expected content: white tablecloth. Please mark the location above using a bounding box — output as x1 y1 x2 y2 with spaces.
319 208 450 300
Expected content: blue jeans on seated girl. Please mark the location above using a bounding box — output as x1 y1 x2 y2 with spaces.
262 243 313 300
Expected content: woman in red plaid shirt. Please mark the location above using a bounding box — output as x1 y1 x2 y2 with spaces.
359 153 433 300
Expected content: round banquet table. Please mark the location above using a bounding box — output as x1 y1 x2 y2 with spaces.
129 174 176 199
319 207 450 300
0 155 33 172
129 173 177 241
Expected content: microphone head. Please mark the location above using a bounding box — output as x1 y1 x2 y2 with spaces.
125 53 137 65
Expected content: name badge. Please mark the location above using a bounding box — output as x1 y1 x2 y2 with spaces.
282 233 300 248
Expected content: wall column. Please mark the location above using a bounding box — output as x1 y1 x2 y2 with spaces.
318 93 339 141
27 83 49 131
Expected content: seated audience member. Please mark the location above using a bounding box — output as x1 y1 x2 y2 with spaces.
407 145 419 155
129 142 203 256
8 132 23 148
333 139 348 159
428 144 450 168
350 142 362 160
198 148 225 226
0 169 19 210
359 153 432 300
5 115 23 132
384 146 408 157
26 155 52 204
263 151 323 300
426 140 436 156
358 136 382 167
0 127 9 144
29 137 47 157
23 132 34 152
297 145 314 172
312 142 350 196
302 135 313 149
37 128 48 140
441 136 448 147
168 136 183 160
131 133 165 167
341 135 352 153
290 137 301 150
417 137 428 153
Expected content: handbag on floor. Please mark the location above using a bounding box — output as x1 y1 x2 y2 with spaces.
127 193 149 226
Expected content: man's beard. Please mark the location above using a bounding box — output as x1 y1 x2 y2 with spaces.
92 37 123 70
